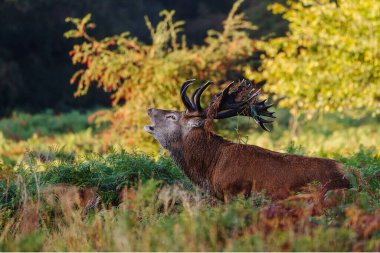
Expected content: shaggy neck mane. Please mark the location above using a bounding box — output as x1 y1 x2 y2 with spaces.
168 128 229 191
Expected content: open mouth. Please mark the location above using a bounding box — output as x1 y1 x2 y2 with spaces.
144 125 155 134
144 109 155 134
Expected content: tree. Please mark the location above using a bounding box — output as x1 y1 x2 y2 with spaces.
247 0 380 117
65 0 257 150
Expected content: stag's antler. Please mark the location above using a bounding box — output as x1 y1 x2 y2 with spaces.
208 79 275 131
180 79 213 112
180 79 275 131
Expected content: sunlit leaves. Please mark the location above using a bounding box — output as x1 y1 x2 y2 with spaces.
248 0 380 116
65 1 256 147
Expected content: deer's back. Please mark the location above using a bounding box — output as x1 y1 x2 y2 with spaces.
212 142 349 198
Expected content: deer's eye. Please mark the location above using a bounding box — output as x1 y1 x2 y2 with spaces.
166 115 177 121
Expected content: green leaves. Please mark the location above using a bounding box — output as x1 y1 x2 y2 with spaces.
248 0 380 116
145 10 185 54
65 1 256 147
64 14 95 39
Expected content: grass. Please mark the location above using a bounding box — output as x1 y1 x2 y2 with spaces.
1 109 380 164
0 149 379 251
0 110 96 140
218 108 380 157
0 109 379 251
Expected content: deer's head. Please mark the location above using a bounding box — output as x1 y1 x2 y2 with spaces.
144 79 275 149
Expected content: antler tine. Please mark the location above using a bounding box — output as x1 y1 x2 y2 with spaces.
255 103 273 111
247 88 261 102
250 96 275 131
190 87 201 109
195 81 213 111
257 121 270 132
180 79 196 111
214 109 240 119
223 88 260 110
215 90 262 119
255 99 267 106
180 79 195 93
253 113 274 131
222 81 235 97
206 79 276 131
254 116 274 124
258 110 276 118
180 78 275 130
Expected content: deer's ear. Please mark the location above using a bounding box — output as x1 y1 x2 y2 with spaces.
187 118 204 128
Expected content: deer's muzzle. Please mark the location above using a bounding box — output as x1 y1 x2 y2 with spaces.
144 108 156 134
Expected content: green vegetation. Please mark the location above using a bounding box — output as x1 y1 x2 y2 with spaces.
0 110 103 164
0 109 379 251
1 0 379 251
218 108 380 156
0 110 94 140
0 144 379 251
0 151 188 209
0 0 246 115
65 0 380 148
64 0 257 148
1 109 380 164
248 0 380 115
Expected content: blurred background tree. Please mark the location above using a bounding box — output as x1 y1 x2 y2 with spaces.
247 0 380 119
2 0 379 152
63 0 380 149
64 0 260 150
0 0 286 116
0 0 379 157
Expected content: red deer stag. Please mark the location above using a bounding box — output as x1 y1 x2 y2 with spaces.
144 79 350 200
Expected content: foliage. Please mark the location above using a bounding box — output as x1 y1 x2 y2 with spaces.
65 0 257 148
0 110 95 140
244 0 288 39
217 108 380 156
338 146 380 191
1 0 253 115
0 148 379 251
1 109 380 164
2 0 380 250
0 151 188 209
247 0 380 116
0 109 379 251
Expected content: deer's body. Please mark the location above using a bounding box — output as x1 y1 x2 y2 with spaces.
169 127 348 199
144 80 350 200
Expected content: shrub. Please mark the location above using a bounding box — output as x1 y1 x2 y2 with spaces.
248 0 380 117
65 0 257 149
